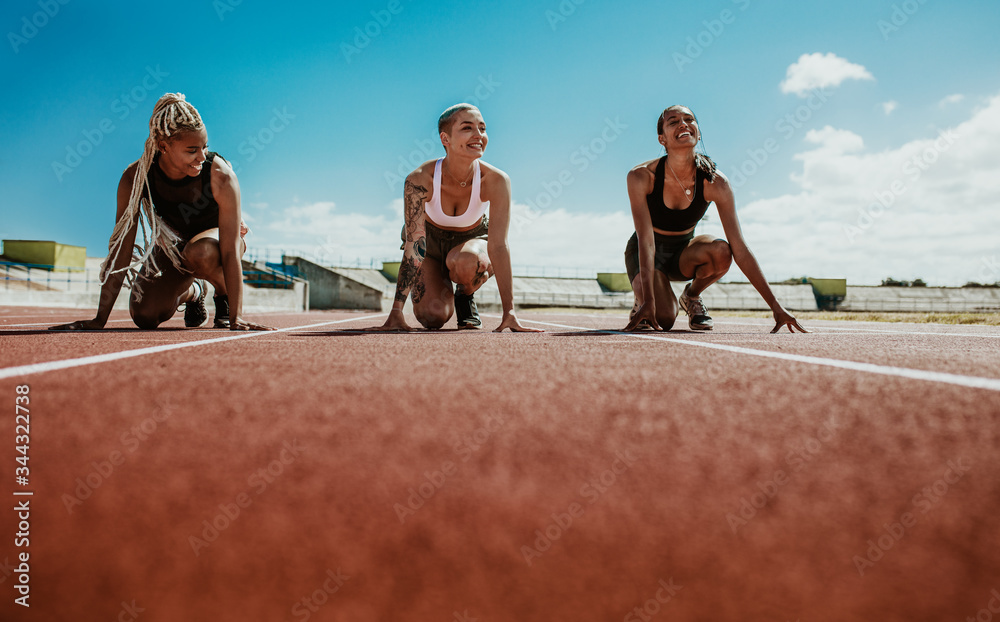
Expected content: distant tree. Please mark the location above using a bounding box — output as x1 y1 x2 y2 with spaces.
881 277 909 287
911 278 927 287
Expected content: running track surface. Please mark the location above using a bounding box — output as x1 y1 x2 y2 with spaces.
1 306 999 622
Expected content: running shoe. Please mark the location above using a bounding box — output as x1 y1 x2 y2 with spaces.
455 291 481 329
184 280 208 328
678 283 713 330
213 294 230 328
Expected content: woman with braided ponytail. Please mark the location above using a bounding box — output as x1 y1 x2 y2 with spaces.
623 105 807 333
51 93 273 332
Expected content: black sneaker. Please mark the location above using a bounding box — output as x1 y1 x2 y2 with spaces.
213 294 230 328
184 280 208 328
678 283 713 330
455 291 481 329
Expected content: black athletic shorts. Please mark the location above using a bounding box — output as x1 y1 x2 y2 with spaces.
624 230 694 283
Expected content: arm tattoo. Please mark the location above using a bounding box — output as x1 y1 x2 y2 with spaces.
403 180 427 241
395 256 417 302
395 182 428 304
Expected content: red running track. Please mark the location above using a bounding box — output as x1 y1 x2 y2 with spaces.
1 306 999 622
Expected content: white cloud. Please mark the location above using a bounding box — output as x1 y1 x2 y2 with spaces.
508 204 634 273
939 94 965 107
700 93 1000 285
882 100 898 115
802 126 865 153
780 53 875 97
253 200 403 264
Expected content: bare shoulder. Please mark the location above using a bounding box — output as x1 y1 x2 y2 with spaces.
478 159 510 194
405 159 436 193
118 161 140 190
627 158 658 189
703 168 733 202
211 154 238 185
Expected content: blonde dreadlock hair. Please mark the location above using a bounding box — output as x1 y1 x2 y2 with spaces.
100 93 205 299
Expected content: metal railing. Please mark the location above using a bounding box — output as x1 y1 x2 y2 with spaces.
1 260 295 293
243 248 616 279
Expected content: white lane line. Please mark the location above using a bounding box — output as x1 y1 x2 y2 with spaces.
0 313 386 380
520 314 1000 339
513 317 1000 393
713 320 1000 339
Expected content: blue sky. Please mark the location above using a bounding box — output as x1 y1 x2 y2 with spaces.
2 0 999 285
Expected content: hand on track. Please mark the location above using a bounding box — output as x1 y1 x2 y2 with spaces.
623 304 661 332
494 312 543 333
771 309 810 333
49 318 105 331
365 312 415 332
229 318 276 331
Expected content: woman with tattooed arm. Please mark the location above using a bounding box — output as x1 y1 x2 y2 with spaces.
371 104 540 332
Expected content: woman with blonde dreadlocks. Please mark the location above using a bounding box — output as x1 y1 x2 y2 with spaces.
51 93 273 332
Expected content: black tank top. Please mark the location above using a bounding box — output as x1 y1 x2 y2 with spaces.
147 152 223 242
646 156 710 232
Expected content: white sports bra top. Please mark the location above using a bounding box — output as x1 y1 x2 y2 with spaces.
424 158 490 228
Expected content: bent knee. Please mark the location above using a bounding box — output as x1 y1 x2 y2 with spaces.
710 240 733 272
448 252 489 286
415 310 449 329
131 309 165 330
183 240 221 276
413 300 452 329
656 313 677 331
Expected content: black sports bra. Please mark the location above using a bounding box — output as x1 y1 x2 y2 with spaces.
646 156 710 232
147 152 222 242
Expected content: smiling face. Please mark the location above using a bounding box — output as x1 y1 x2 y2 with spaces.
441 108 487 158
658 106 699 151
158 127 209 178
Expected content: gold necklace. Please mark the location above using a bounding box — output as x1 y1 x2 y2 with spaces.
444 160 474 188
666 159 693 197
